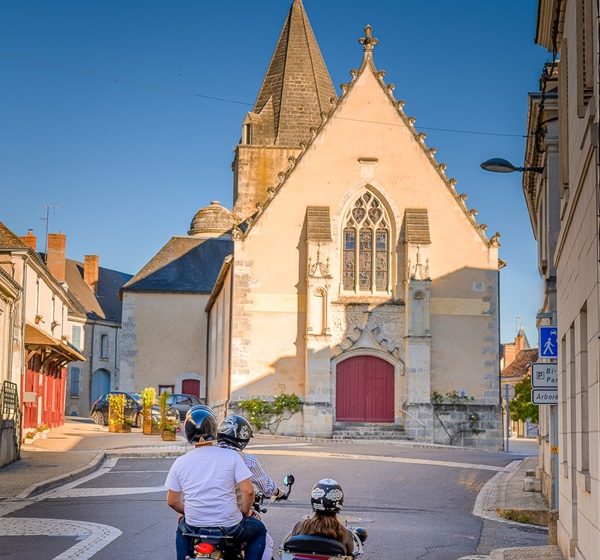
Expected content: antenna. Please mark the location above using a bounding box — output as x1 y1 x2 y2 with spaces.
514 315 522 335
40 204 62 262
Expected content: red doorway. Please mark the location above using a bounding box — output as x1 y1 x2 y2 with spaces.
336 355 394 422
182 378 200 397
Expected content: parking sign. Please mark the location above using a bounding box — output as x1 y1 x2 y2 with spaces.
539 326 558 359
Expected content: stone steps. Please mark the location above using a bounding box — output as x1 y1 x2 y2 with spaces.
332 423 411 440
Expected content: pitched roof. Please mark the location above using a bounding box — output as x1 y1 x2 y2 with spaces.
306 206 332 242
404 209 431 244
65 259 132 323
251 0 336 146
501 348 539 379
0 222 29 249
123 237 233 294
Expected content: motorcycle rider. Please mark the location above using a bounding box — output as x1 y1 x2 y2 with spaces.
165 406 267 560
217 414 284 560
285 478 355 555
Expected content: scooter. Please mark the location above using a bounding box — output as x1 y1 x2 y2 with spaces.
184 474 295 559
279 527 368 560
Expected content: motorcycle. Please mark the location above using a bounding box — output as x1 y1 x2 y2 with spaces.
279 527 368 560
183 474 295 559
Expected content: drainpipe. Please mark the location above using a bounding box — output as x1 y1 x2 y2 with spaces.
225 262 235 416
205 307 210 406
89 321 95 408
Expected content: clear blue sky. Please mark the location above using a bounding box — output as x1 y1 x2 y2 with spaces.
1 1 549 344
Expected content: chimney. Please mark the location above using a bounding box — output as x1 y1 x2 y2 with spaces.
20 229 37 251
84 255 99 293
47 233 66 282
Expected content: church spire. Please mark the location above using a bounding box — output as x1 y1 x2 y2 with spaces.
251 0 336 147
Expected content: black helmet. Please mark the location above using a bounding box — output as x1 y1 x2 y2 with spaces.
217 414 253 450
310 479 344 513
184 406 218 445
188 404 216 417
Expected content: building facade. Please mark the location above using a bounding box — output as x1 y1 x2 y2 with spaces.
205 0 502 446
0 223 85 466
527 1 599 558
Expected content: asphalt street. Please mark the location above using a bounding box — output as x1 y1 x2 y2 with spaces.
0 441 547 560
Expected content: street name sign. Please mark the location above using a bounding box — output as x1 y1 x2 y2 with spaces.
532 389 559 404
539 326 558 359
532 363 558 389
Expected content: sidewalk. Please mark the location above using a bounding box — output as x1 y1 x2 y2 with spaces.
461 456 562 560
0 417 188 499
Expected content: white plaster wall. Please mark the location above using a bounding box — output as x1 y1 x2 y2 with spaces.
119 291 208 393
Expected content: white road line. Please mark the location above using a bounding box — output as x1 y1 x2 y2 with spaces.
250 449 507 472
58 486 166 498
249 443 314 449
0 517 122 560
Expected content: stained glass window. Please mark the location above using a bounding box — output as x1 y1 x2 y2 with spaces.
342 192 391 293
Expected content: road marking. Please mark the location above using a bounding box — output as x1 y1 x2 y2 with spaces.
249 443 314 449
0 517 121 560
250 449 506 472
58 486 166 498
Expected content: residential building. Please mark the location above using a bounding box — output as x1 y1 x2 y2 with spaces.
525 1 599 558
0 223 85 466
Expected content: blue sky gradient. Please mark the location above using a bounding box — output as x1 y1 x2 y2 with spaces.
1 1 549 343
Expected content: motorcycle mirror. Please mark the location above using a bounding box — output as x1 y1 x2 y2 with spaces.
354 527 368 543
283 474 295 486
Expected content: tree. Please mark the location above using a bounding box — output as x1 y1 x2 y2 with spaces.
509 376 539 424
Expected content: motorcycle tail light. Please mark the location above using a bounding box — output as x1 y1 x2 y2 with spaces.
195 543 216 555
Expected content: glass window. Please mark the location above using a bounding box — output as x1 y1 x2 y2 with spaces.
72 326 81 351
100 334 108 358
70 367 80 397
342 192 391 293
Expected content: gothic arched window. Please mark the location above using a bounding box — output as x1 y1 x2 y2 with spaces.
343 191 391 293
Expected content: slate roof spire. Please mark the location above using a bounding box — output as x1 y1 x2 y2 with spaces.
251 0 336 147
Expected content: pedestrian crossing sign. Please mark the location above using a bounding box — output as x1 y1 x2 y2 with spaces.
539 326 558 359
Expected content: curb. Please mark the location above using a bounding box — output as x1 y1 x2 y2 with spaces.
16 451 107 500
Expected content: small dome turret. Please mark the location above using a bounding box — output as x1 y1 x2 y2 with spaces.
188 201 235 238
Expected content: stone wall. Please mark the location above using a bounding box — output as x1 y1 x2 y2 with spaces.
432 403 502 449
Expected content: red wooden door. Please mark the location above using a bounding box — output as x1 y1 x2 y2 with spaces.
336 356 394 422
181 379 200 397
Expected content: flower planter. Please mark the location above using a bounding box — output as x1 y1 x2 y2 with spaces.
161 430 176 441
108 424 123 433
23 437 35 445
143 422 153 435
122 426 132 433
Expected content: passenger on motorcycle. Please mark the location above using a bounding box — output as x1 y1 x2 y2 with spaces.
285 479 355 555
165 406 267 560
217 414 284 560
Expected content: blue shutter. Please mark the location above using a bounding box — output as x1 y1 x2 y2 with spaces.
70 367 80 397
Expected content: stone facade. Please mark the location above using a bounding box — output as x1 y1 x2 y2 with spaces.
205 1 502 449
531 2 599 559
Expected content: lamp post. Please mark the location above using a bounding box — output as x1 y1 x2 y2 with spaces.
480 158 544 174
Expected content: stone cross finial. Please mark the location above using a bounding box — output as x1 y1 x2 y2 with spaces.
359 25 378 53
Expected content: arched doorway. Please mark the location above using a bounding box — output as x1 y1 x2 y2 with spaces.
91 369 111 405
336 355 394 422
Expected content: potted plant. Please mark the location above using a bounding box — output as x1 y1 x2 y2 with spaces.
36 423 49 439
162 417 178 441
108 393 125 433
122 417 133 433
140 387 156 435
159 390 171 434
23 430 37 445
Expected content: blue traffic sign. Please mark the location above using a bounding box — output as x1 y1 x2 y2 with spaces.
539 326 558 359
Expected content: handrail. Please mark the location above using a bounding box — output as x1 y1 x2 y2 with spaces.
400 407 428 428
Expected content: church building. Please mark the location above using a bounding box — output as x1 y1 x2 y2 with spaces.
122 0 503 447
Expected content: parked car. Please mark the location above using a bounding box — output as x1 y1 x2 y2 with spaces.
166 393 205 420
90 391 179 428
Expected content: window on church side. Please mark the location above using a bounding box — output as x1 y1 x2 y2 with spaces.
342 192 391 294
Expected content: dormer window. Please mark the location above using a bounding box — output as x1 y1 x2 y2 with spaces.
342 191 391 293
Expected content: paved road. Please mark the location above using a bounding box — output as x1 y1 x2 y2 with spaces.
0 441 546 560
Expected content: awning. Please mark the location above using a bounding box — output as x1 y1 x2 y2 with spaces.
25 322 86 367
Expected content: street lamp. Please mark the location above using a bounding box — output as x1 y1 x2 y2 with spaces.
480 157 544 174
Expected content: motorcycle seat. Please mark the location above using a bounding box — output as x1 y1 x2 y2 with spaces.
283 535 347 555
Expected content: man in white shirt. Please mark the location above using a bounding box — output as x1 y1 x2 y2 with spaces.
165 407 267 560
